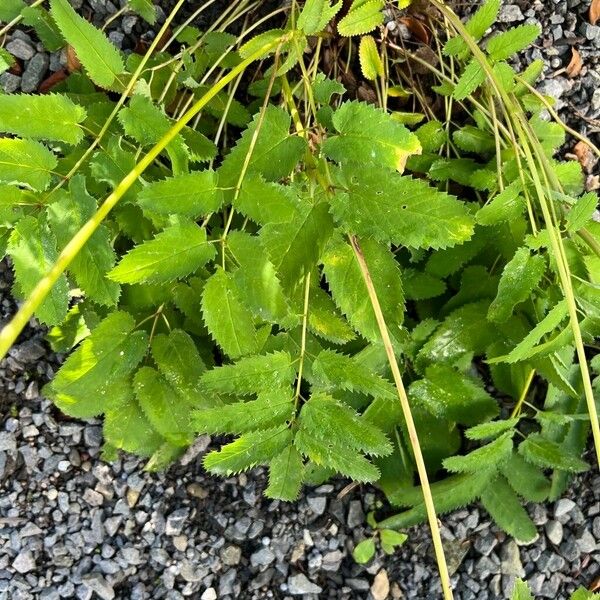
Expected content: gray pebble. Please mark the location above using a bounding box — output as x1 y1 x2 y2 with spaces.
0 72 21 93
13 550 36 573
545 520 563 546
21 53 49 93
498 5 524 22
307 495 327 516
81 573 114 600
6 39 35 61
287 573 323 595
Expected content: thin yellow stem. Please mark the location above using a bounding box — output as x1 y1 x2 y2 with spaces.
511 369 535 418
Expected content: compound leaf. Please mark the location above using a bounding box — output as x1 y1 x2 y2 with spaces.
0 138 57 191
443 431 513 473
519 434 589 473
265 445 305 501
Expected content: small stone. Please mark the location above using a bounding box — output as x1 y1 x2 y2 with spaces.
287 573 323 595
498 5 524 22
592 89 600 112
173 535 188 552
82 573 115 600
13 550 36 573
126 488 140 507
21 53 49 93
554 498 576 519
307 495 327 516
0 432 17 452
545 521 563 546
84 425 103 447
200 589 217 600
166 508 188 536
347 500 365 528
474 533 497 556
6 38 35 60
220 545 242 566
250 547 275 567
0 72 21 93
576 529 597 554
83 488 104 507
500 540 525 578
104 516 122 537
321 550 343 572
20 523 43 537
371 570 390 600
187 483 208 499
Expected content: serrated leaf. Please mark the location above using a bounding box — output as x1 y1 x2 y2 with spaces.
414 120 447 152
228 231 289 323
201 268 259 358
312 73 346 105
466 418 519 441
265 445 305 500
511 580 534 600
338 0 384 37
481 476 537 542
0 0 25 21
108 222 215 284
329 166 475 250
128 0 157 24
204 425 293 475
50 0 126 89
453 126 495 154
47 176 120 306
443 431 513 473
294 428 381 481
453 59 486 100
298 0 343 35
0 138 57 191
359 35 383 80
323 101 421 172
7 215 69 326
261 201 333 290
199 351 295 395
134 367 194 446
519 434 589 473
409 365 499 426
0 94 86 145
488 248 546 323
305 284 356 344
300 392 392 456
138 170 223 218
322 236 404 343
218 106 306 191
193 388 294 434
477 182 525 225
486 24 541 61
402 268 446 301
233 175 299 225
352 538 376 564
567 192 598 232
21 7 63 51
45 312 148 417
312 349 396 399
501 452 551 503
444 0 500 56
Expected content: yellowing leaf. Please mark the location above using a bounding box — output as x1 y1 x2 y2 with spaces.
359 35 383 80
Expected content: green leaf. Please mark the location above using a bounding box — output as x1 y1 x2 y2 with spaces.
103 384 163 457
414 120 447 152
305 283 356 344
193 388 294 434
488 248 545 323
379 530 407 554
519 434 589 473
47 176 120 306
260 201 333 290
465 418 519 441
128 0 157 24
477 182 525 226
300 393 392 456
359 35 384 80
108 222 215 284
312 73 346 104
443 431 513 473
298 0 342 35
453 126 495 154
201 268 260 358
511 579 534 600
567 192 598 232
0 94 86 144
337 0 384 37
444 0 500 56
50 0 126 89
323 101 421 172
409 365 499 426
402 268 446 300
199 351 295 395
265 445 305 501
322 236 404 343
7 216 69 326
312 349 396 399
21 7 64 51
481 476 537 542
0 138 57 191
501 452 551 503
329 167 475 250
45 312 148 417
0 0 25 21
218 106 306 191
294 428 380 482
453 60 486 100
134 367 194 446
352 538 376 564
228 231 289 323
204 425 293 475
486 24 541 61
138 171 223 218
233 175 299 225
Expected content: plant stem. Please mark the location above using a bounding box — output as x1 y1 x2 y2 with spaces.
510 369 535 418
294 272 311 411
0 0 45 39
0 35 287 361
349 235 454 600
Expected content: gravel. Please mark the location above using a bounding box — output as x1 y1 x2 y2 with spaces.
2 1 600 598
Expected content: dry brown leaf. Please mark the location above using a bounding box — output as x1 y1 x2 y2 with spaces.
590 0 600 25
38 69 68 94
566 48 583 78
399 16 430 44
573 140 599 173
590 574 600 592
66 45 81 73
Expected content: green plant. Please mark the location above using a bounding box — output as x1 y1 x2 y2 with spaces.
1 1 599 598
